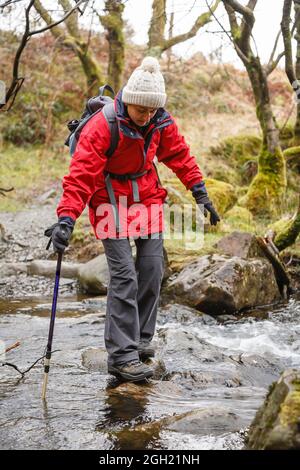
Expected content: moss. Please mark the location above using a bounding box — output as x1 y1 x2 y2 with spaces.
205 178 238 215
240 145 287 218
222 205 255 232
280 390 300 426
208 162 240 185
163 177 237 217
273 210 300 252
279 123 295 149
210 134 262 165
283 146 300 174
209 134 261 185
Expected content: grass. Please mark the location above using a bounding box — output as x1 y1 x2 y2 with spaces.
0 142 70 212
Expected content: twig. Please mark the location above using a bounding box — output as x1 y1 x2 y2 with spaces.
5 341 21 354
2 350 60 378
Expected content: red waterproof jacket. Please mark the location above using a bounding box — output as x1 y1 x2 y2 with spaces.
57 90 203 238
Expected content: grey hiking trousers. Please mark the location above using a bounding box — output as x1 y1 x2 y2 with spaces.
101 232 164 366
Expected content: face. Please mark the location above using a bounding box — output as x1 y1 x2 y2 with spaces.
126 104 157 127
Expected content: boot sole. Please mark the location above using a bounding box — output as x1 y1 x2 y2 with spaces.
108 366 154 382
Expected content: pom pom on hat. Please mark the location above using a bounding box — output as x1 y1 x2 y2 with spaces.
140 56 160 73
122 56 167 108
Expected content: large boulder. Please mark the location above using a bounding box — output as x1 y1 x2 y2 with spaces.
246 369 300 450
163 254 281 315
78 245 172 295
77 254 109 295
216 231 265 259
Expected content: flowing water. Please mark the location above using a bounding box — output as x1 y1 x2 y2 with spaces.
0 293 299 450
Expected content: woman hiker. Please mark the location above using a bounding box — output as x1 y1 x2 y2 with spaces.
45 56 220 382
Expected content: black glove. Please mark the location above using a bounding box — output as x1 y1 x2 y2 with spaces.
44 216 75 253
191 182 220 226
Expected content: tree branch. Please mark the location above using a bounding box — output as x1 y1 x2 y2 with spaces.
223 0 256 56
1 0 89 110
0 0 34 110
268 29 282 69
281 0 296 85
162 0 220 51
239 0 257 54
29 0 87 36
220 1 251 64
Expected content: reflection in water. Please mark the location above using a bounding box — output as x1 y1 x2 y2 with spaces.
96 379 155 450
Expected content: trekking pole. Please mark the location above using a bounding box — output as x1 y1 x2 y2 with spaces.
41 251 62 400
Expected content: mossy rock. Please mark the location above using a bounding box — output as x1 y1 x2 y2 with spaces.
239 145 287 218
209 134 261 185
246 369 300 449
205 178 238 215
163 177 237 216
269 217 292 236
208 162 241 186
222 205 254 232
210 134 262 165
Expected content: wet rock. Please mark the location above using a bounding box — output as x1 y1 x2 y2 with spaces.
166 407 242 435
246 369 300 449
81 347 107 372
77 254 109 295
157 303 204 325
157 327 232 383
27 260 80 278
157 327 281 388
216 231 265 259
114 406 243 449
164 254 281 315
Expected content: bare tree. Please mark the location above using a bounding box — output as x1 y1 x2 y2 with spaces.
281 0 300 144
96 0 125 92
34 0 104 95
221 0 286 218
147 0 221 57
0 0 89 110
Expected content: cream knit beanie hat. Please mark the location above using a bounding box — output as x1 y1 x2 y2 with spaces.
122 56 167 108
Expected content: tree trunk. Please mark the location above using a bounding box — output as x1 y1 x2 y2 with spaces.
100 0 125 92
34 0 104 95
294 0 300 143
147 0 167 57
241 57 287 217
147 0 220 58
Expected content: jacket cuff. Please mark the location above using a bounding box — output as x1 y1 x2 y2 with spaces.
190 181 206 194
58 216 75 229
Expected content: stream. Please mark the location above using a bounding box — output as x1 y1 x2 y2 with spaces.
1 292 299 450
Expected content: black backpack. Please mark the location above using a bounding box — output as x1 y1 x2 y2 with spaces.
65 84 119 157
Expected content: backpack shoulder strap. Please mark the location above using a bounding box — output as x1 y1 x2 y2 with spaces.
102 102 119 157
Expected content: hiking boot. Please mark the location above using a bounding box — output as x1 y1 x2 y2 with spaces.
138 343 155 361
108 360 153 382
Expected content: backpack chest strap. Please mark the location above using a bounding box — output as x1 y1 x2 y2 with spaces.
104 169 150 232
